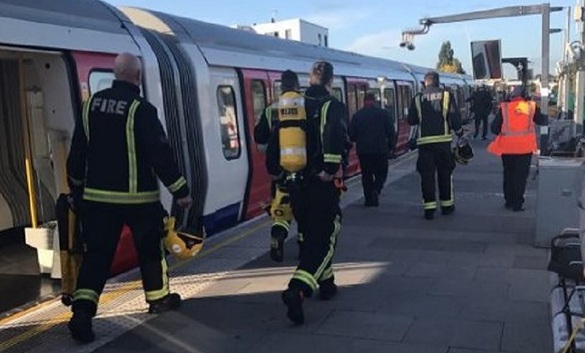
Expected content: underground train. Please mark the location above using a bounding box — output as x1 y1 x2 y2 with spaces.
0 0 474 273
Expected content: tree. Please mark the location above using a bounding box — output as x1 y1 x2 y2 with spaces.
436 41 466 74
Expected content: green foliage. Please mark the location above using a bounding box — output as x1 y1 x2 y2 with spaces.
436 41 466 74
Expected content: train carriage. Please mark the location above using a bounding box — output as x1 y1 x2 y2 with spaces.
0 0 472 278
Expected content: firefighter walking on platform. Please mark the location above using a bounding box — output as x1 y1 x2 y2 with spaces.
488 86 547 211
66 52 192 343
407 71 463 220
254 70 302 262
266 61 347 324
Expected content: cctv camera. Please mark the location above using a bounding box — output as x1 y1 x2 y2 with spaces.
407 43 415 51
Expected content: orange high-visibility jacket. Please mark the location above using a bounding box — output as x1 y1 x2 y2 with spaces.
487 100 537 156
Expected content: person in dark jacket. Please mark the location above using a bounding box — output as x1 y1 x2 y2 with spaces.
349 93 395 207
488 86 547 211
467 85 493 140
266 60 346 325
254 70 302 262
407 71 463 220
66 53 192 343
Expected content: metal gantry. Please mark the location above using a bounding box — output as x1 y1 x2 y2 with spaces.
400 3 563 153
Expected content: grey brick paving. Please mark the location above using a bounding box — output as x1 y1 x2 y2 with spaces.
91 140 553 353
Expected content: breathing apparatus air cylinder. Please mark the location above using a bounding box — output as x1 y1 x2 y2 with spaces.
278 91 307 173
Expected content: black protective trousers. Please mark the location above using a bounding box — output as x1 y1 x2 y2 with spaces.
288 178 341 297
501 153 532 209
416 142 456 211
72 201 168 315
474 114 489 138
358 153 389 199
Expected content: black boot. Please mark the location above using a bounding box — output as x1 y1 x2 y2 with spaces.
424 209 435 220
148 293 182 314
319 279 338 300
441 205 455 215
68 310 95 343
281 288 304 325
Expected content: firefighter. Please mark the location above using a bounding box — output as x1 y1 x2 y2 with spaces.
66 52 192 343
254 70 303 262
467 85 493 140
266 60 347 325
407 71 463 220
488 86 547 211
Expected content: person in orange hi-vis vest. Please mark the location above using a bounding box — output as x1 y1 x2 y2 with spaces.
487 86 547 212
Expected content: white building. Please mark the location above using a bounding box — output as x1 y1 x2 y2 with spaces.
248 18 329 47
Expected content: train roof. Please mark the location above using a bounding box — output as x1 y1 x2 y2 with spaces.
120 7 415 81
0 0 129 35
0 0 140 53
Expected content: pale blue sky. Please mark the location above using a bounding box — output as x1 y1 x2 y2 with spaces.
104 0 578 78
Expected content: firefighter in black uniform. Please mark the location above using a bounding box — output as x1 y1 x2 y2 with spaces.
407 71 463 220
254 70 302 262
266 61 346 324
467 85 493 140
66 53 192 343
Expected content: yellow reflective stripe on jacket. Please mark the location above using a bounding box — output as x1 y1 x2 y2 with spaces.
82 97 92 140
168 176 187 193
319 100 332 138
83 188 160 204
417 135 452 145
323 153 341 163
415 91 452 145
442 91 450 133
266 106 273 130
126 100 141 194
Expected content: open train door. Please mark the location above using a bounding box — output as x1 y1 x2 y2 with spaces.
240 69 272 220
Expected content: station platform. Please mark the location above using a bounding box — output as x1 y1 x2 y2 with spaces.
0 138 553 353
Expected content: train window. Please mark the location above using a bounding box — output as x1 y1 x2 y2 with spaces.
357 85 366 109
396 85 412 120
383 88 396 116
331 87 343 102
216 85 240 160
366 88 382 108
347 85 357 117
252 80 266 126
273 80 282 99
88 70 114 94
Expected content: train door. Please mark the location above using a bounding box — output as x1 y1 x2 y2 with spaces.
0 48 82 312
395 81 414 152
0 50 82 235
240 69 271 220
205 67 248 234
344 79 368 177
